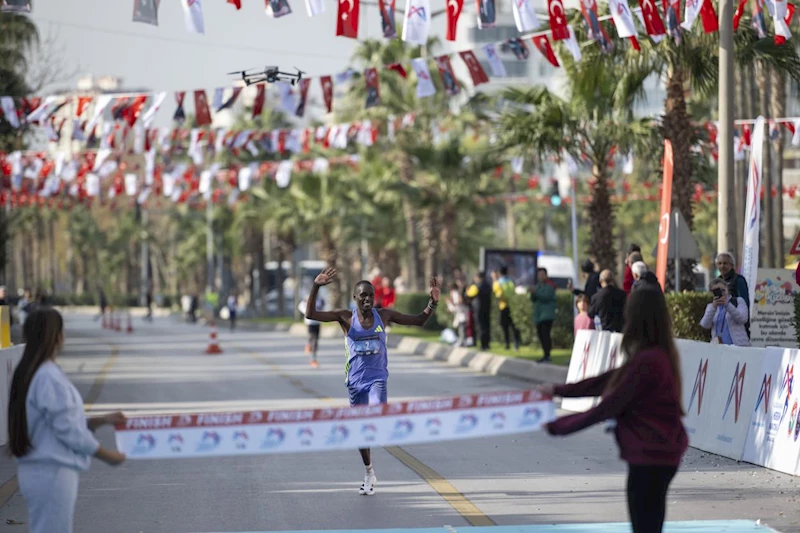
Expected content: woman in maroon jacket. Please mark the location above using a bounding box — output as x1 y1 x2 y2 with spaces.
537 286 688 533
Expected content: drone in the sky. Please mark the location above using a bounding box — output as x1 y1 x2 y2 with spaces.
228 66 305 86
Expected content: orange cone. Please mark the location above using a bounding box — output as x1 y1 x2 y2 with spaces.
205 321 223 354
126 311 134 333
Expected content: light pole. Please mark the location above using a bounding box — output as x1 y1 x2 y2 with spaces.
717 0 736 254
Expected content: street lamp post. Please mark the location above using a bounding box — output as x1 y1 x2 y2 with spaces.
717 0 736 255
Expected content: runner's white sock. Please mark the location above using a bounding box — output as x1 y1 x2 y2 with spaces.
365 464 374 475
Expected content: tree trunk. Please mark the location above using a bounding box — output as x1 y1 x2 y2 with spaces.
49 215 57 295
756 61 775 268
771 69 786 264
735 64 747 264
663 65 698 289
588 164 616 273
439 206 458 279
320 227 341 307
420 208 437 285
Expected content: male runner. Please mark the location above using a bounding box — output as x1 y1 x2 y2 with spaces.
306 267 440 496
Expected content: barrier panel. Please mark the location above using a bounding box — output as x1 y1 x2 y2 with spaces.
742 347 800 476
0 345 24 446
0 306 11 348
563 333 800 475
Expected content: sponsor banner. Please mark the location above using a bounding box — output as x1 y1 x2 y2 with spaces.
750 268 799 348
116 390 555 459
562 330 610 412
742 347 800 475
677 339 766 460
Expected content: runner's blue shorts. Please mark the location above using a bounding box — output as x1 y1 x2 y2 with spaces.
349 380 388 406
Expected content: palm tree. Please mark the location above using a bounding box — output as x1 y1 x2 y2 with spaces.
499 35 652 272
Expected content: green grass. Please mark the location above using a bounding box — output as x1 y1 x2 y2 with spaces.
387 325 442 341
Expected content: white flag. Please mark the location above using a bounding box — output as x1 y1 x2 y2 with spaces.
125 173 138 196
86 174 100 197
145 149 156 185
182 0 205 34
305 0 325 16
313 157 329 174
792 120 800 146
211 88 224 112
771 0 792 40
278 83 296 114
199 170 212 195
564 26 582 61
511 157 524 174
276 161 293 188
741 116 765 320
609 0 639 37
412 58 437 98
622 151 634 174
512 0 540 31
402 0 431 45
142 92 167 128
680 0 704 31
163 172 175 197
87 95 113 133
238 165 253 191
483 44 506 77
1 97 19 128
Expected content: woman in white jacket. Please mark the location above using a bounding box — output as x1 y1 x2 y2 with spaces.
7 308 127 533
699 278 750 347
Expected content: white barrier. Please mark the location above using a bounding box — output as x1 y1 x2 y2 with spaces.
0 345 24 446
563 332 800 475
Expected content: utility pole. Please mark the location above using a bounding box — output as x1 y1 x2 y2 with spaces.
717 0 736 254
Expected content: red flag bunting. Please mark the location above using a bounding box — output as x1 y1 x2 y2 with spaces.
253 85 266 118
320 76 334 113
459 51 489 85
533 35 560 67
336 0 360 38
699 0 718 33
194 90 212 127
629 36 641 51
386 63 408 78
733 0 747 29
76 96 93 117
446 0 464 40
547 0 569 40
637 0 666 36
124 95 148 127
227 0 242 8
296 78 311 117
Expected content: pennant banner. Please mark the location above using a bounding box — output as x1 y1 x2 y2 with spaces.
446 0 464 40
181 0 205 34
380 0 398 38
412 58 437 98
336 0 360 38
115 390 555 459
403 0 431 44
742 116 765 320
477 0 497 29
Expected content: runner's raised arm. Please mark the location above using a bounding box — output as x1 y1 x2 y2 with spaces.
380 276 441 327
305 268 350 325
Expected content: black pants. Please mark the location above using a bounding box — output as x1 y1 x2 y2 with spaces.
499 308 520 350
477 314 491 350
536 319 553 359
627 464 678 533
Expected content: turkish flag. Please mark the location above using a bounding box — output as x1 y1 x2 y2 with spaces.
459 51 489 85
227 0 242 8
656 140 673 291
320 76 334 113
547 0 569 40
533 35 560 67
76 96 93 117
776 3 795 44
124 95 148 127
194 90 212 127
733 0 747 28
336 0 360 38
446 0 464 40
253 84 266 118
699 0 718 33
637 0 666 36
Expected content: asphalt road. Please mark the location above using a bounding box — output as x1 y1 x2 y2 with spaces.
0 314 796 533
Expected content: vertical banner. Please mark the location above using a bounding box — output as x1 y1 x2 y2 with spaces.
476 0 496 28
194 90 212 127
319 76 333 113
750 268 800 348
295 79 311 117
336 0 360 38
379 0 398 38
364 68 381 108
402 0 431 45
656 140 673 291
435 55 460 96
742 116 765 320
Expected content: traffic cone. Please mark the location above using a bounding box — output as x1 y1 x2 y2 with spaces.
205 321 223 354
126 311 134 333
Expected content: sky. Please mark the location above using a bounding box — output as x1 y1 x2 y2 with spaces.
29 0 461 95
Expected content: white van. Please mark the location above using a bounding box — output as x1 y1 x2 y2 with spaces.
536 254 576 289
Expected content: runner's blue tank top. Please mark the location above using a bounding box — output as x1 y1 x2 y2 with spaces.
344 308 388 390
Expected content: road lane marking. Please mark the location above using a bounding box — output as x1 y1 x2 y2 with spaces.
0 345 119 510
385 446 495 527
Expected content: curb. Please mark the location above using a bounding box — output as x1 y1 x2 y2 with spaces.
231 319 569 385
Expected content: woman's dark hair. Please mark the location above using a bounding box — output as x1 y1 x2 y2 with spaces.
8 308 64 457
606 287 684 414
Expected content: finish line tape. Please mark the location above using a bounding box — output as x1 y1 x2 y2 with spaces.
115 390 555 459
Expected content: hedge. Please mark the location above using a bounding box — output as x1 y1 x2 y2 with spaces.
665 292 713 341
394 292 443 330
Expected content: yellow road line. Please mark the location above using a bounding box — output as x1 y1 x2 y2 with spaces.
0 346 119 510
386 446 495 527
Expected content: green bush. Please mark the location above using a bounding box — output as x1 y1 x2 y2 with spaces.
666 291 712 341
394 292 442 330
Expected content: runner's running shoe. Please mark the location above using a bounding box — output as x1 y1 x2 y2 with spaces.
359 473 376 496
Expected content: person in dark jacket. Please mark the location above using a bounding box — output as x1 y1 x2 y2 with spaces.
580 260 601 302
631 261 661 292
465 271 492 350
537 286 688 533
588 270 627 332
716 252 750 338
